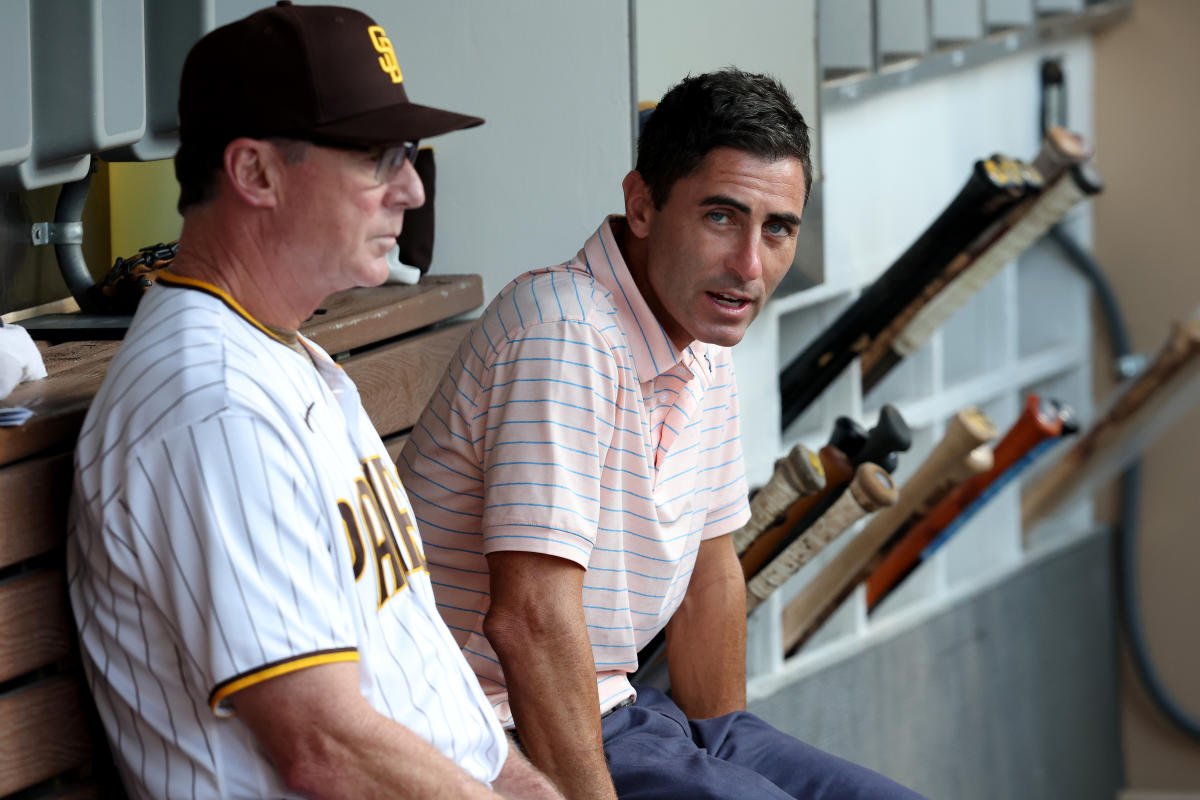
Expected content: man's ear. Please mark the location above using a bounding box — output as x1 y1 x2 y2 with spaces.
222 138 281 208
622 170 654 239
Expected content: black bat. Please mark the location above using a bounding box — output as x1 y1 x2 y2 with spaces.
779 155 1027 430
750 404 911 581
860 159 1101 392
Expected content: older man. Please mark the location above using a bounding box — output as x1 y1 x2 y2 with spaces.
399 69 928 799
68 4 560 799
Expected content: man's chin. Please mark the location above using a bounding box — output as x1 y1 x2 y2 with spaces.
696 326 749 349
359 258 393 288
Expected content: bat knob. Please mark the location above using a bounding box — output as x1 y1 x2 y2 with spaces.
849 463 899 512
855 404 912 468
827 416 868 460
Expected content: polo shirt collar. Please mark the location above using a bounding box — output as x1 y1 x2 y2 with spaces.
582 216 713 384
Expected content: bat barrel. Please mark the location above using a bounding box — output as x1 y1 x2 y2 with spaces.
780 157 1024 430
747 463 896 612
739 444 854 577
778 407 997 654
862 395 1064 606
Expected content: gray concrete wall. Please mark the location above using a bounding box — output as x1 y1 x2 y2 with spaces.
750 532 1122 800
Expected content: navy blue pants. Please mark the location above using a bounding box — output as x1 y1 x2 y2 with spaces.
601 687 927 800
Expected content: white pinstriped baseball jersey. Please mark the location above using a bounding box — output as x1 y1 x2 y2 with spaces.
68 274 507 799
397 217 751 726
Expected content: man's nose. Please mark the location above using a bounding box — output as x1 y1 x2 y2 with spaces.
384 159 426 210
730 229 764 282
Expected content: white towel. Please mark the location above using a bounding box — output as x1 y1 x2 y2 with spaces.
0 322 47 400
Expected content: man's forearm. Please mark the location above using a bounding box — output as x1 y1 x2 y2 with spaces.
485 552 618 800
493 738 567 800
234 662 504 800
665 533 747 718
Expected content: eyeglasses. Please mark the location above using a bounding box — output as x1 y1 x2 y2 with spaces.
277 135 420 185
371 141 420 184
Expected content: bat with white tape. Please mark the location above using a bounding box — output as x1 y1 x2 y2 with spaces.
780 408 998 653
732 443 826 557
1022 309 1200 533
861 158 1101 392
746 462 896 614
741 405 910 579
780 156 1026 430
739 444 854 578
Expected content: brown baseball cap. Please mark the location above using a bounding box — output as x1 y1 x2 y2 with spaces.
179 2 483 148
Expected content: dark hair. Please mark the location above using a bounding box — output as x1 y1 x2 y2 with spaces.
174 137 311 214
636 68 812 209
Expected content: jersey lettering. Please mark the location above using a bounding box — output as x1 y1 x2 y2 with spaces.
366 455 427 575
339 500 366 580
354 476 407 608
338 458 425 608
367 25 403 84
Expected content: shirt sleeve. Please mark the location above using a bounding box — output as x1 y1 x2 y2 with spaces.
121 413 357 715
701 352 751 539
476 321 622 565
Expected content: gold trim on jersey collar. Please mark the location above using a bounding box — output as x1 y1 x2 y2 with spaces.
156 272 290 345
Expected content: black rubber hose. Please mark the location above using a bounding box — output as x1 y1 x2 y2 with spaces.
53 161 97 311
1049 224 1200 740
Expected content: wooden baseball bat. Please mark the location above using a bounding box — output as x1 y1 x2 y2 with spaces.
746 463 896 614
739 444 854 578
881 163 1102 365
1032 126 1093 183
864 395 1064 606
742 405 911 580
732 443 826 557
860 130 1094 391
914 404 1077 565
781 445 995 656
861 161 1101 391
780 155 1025 430
779 408 998 654
1022 309 1200 533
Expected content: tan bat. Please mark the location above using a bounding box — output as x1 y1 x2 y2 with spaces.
746 462 896 614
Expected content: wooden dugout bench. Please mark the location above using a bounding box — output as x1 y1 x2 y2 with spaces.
0 275 482 799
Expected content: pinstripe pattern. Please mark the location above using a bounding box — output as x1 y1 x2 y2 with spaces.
68 277 507 799
398 218 751 726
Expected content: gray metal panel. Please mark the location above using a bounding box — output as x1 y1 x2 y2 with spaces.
6 0 147 188
877 0 931 62
0 1 33 165
1038 0 1086 12
986 0 1037 28
32 0 146 157
99 0 146 146
819 0 874 76
824 1 1130 110
931 0 984 43
106 0 215 161
749 532 1121 800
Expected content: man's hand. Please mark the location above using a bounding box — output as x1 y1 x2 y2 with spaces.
484 551 619 800
665 533 747 718
493 739 567 800
234 661 504 799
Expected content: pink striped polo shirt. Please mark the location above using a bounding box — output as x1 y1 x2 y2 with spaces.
397 216 751 724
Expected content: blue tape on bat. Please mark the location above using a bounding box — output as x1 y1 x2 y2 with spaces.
920 437 1061 560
